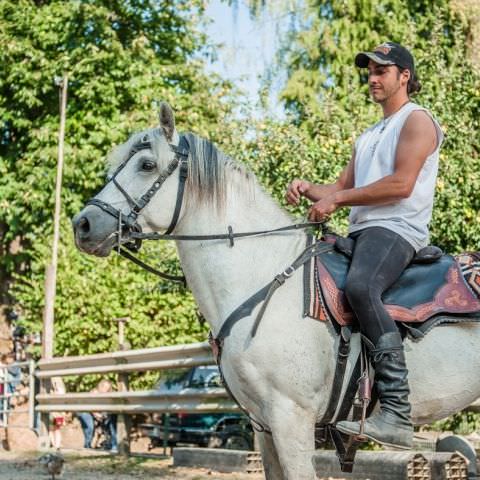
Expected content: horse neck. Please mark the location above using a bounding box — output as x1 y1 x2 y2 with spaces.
175 181 308 335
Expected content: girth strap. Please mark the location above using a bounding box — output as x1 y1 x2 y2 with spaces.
317 326 355 425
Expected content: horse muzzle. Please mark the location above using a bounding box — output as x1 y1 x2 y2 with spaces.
72 205 119 257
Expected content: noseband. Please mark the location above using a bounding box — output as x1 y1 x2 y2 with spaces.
87 134 190 252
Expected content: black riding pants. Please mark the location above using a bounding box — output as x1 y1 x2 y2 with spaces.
344 227 415 345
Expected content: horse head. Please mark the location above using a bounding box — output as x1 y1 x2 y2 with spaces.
73 102 187 257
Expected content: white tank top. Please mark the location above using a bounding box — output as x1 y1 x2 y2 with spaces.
348 102 444 251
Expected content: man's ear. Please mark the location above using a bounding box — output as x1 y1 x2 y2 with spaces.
159 102 175 142
402 68 411 86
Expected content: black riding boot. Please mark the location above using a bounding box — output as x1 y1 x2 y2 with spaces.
336 331 413 449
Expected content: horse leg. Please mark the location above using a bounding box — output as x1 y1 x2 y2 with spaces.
269 404 317 480
256 430 286 480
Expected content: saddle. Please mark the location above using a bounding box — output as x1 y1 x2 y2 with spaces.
304 236 480 335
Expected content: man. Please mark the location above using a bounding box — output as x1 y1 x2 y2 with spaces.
286 42 443 449
77 379 118 453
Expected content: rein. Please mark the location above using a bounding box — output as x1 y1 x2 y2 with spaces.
88 130 328 283
118 221 327 286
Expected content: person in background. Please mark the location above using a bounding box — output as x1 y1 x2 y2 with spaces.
0 354 7 424
77 379 118 453
95 379 118 454
6 353 21 397
76 410 95 449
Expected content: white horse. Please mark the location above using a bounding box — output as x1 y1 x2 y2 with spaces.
73 103 480 479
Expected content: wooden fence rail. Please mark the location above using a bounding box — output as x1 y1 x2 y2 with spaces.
34 341 233 452
35 389 238 413
36 341 214 378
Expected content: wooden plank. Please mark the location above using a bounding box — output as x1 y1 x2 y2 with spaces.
173 448 435 478
35 389 239 413
422 452 469 480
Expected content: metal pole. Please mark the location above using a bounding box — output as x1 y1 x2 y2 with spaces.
163 413 170 456
42 73 68 361
28 360 35 431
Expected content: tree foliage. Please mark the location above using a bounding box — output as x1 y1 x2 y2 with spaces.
3 1 480 402
0 0 234 377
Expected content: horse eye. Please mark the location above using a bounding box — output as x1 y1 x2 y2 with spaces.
141 160 156 172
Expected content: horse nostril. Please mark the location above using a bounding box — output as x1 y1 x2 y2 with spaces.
77 216 90 238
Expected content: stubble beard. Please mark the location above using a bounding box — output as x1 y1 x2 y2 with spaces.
370 81 402 105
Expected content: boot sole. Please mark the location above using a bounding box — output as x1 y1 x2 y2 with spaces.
335 424 413 450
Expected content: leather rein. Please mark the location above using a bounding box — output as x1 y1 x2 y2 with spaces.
87 131 327 285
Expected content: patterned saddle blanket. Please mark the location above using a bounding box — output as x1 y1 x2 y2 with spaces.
304 242 480 328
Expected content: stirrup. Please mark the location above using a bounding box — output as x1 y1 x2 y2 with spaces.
327 425 365 473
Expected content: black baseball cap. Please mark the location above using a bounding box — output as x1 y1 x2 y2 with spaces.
355 42 415 74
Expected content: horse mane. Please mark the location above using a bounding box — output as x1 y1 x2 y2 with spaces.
182 132 254 212
107 129 255 213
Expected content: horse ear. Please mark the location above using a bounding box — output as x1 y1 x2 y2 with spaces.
159 102 175 142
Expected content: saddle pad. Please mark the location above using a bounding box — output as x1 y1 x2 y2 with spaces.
304 247 480 326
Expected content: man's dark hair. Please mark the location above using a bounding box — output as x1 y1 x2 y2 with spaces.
396 66 422 95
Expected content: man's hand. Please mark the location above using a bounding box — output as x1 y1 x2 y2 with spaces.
286 179 311 205
308 195 338 222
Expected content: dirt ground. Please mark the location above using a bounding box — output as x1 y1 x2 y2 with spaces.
0 413 263 479
0 407 346 479
0 450 267 479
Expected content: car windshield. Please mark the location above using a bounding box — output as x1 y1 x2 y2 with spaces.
154 366 221 392
154 369 190 393
188 366 221 388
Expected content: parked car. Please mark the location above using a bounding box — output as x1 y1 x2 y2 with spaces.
140 365 253 451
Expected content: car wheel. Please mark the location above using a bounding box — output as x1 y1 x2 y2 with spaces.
223 434 251 451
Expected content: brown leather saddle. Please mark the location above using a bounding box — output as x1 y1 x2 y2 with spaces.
304 236 480 333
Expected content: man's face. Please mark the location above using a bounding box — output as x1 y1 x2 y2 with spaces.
367 60 410 103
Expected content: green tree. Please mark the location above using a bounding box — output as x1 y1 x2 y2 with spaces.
1 0 236 373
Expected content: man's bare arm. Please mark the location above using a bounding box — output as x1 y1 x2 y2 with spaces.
308 111 438 220
334 111 437 207
286 151 355 205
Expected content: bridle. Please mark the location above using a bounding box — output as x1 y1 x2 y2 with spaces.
87 130 327 284
87 133 190 255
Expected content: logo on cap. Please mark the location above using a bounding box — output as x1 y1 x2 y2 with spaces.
374 43 393 55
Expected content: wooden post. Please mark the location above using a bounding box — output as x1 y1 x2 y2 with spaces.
114 317 130 455
39 74 68 450
38 379 51 450
42 73 68 361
